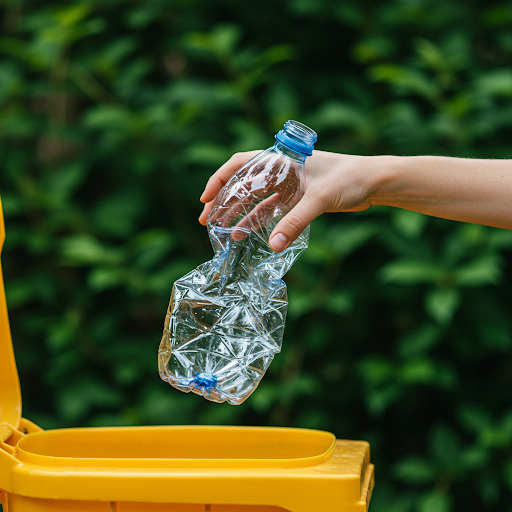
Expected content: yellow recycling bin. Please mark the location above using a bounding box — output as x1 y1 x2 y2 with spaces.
0 201 374 512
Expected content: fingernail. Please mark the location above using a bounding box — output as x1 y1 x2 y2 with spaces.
270 233 288 252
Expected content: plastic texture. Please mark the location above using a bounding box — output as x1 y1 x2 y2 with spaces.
159 121 317 405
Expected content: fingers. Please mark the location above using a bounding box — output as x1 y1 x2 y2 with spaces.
200 151 260 204
207 200 251 228
231 193 282 240
269 191 326 252
198 200 215 226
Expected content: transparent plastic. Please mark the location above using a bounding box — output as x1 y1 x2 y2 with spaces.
159 121 317 404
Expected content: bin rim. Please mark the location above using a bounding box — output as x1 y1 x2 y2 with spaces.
15 425 337 469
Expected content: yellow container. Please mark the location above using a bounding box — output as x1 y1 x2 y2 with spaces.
0 200 374 512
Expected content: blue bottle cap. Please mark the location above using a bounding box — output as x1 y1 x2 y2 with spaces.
275 120 317 156
191 372 218 389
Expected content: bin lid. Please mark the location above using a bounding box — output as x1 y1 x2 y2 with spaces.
0 197 22 438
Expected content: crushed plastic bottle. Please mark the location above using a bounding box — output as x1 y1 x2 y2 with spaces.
159 120 318 404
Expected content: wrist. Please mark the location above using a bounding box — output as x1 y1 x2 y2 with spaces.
366 155 404 207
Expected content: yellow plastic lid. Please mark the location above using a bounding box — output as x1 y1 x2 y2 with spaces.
0 198 22 440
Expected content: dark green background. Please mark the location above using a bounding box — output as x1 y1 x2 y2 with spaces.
2 0 512 510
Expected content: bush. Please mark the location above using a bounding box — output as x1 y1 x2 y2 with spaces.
2 0 512 510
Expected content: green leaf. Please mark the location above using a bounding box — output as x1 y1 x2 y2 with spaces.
399 358 439 385
310 101 369 132
53 3 91 26
425 288 460 324
210 24 241 56
83 105 133 131
393 456 437 484
46 309 80 351
392 209 428 239
459 446 489 470
418 492 452 512
454 255 502 287
91 190 146 238
5 280 34 309
60 234 124 266
474 69 512 97
479 427 512 448
257 44 295 67
325 289 352 315
369 64 438 100
186 24 241 57
397 322 442 358
365 384 403 416
130 230 175 270
458 405 492 434
183 143 232 166
504 457 512 492
380 259 440 285
416 39 449 73
43 162 86 198
358 357 395 384
124 5 160 29
353 36 395 63
287 290 318 318
327 222 377 258
0 60 23 104
88 267 125 292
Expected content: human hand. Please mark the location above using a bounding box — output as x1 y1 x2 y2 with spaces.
203 150 303 241
199 150 382 251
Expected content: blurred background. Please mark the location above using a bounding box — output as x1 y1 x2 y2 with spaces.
1 0 512 510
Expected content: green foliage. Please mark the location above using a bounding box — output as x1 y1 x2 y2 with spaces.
2 0 512 510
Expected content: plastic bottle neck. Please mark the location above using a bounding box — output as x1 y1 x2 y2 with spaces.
273 140 307 163
274 120 317 160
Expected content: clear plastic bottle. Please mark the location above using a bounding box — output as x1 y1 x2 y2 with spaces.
159 120 318 405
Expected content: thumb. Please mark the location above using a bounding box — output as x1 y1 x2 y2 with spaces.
269 192 325 252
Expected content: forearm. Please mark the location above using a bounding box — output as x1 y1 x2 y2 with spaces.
372 155 512 230
199 151 512 252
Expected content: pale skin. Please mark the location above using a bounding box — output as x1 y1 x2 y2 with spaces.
199 151 512 252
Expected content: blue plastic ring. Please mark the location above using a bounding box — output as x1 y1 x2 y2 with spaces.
275 131 314 156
